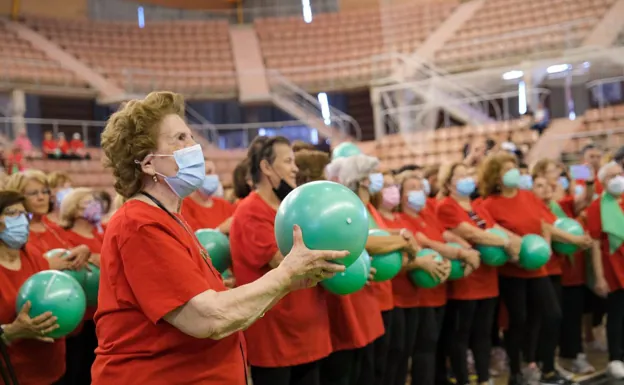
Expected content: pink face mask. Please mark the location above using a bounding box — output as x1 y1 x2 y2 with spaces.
381 185 400 209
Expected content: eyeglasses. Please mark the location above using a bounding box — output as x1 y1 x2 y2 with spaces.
1 209 27 218
23 189 50 198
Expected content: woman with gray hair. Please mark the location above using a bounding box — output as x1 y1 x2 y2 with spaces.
335 154 421 385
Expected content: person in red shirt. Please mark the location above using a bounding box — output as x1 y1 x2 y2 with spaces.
93 94 346 385
70 132 85 153
0 191 65 385
5 146 25 175
337 154 423 385
297 151 384 385
586 161 624 379
578 144 604 195
436 162 520 385
59 187 105 384
479 153 590 385
42 131 60 159
230 136 346 385
57 133 70 155
232 158 253 206
182 160 235 233
46 171 73 226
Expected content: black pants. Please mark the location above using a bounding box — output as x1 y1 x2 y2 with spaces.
531 275 563 371
372 310 394 385
320 345 373 385
491 297 503 347
560 285 585 359
499 276 561 376
392 306 445 385
446 298 497 384
251 361 321 385
63 321 98 385
383 308 406 385
607 289 624 362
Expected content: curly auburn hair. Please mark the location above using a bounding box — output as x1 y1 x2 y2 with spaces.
478 152 517 198
295 150 330 186
101 91 185 198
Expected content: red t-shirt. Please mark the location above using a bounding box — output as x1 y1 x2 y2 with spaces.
181 196 235 232
576 178 603 196
229 192 332 367
91 200 246 385
64 229 103 320
26 219 71 258
586 198 624 292
395 205 447 308
70 139 85 151
0 248 66 385
545 196 576 276
481 190 556 278
42 139 58 154
58 139 69 154
436 197 499 300
367 204 395 311
561 210 587 287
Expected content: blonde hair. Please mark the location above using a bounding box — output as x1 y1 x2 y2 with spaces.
59 188 94 229
478 153 518 198
101 91 186 198
47 171 72 189
5 170 48 193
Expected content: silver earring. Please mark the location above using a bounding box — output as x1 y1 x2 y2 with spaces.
152 175 158 183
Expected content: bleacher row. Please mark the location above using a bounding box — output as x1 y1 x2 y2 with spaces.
21 106 623 191
0 0 617 95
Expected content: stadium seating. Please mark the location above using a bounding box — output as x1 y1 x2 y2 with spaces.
435 0 616 71
254 1 458 91
0 22 87 88
561 105 624 161
24 16 238 98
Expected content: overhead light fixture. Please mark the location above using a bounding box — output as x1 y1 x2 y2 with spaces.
502 70 524 80
546 64 571 74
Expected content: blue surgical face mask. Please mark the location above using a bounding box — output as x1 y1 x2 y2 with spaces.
213 182 224 198
56 188 73 208
502 168 521 188
152 144 206 198
368 173 384 194
559 176 570 191
407 190 426 212
519 175 533 190
423 179 431 196
199 174 220 196
574 184 585 197
0 214 29 249
456 177 476 197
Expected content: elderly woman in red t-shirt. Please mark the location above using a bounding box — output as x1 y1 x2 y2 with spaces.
94 92 347 385
0 190 65 385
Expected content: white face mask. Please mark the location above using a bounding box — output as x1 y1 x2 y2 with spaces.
607 176 624 196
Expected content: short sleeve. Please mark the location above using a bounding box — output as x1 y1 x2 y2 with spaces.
586 201 602 240
234 215 279 269
558 196 576 218
526 191 556 224
119 224 211 324
436 201 464 230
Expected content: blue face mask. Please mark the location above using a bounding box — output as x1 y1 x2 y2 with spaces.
153 144 206 198
518 175 533 190
199 174 220 196
56 187 73 208
575 185 585 197
456 177 476 196
407 190 426 212
559 176 570 191
0 214 29 249
368 173 384 194
423 179 431 196
502 168 521 188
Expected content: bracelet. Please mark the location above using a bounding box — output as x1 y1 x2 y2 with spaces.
0 325 11 346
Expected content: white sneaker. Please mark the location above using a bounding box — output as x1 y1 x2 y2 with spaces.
607 360 624 379
523 365 541 385
586 340 607 352
570 354 595 375
554 363 574 380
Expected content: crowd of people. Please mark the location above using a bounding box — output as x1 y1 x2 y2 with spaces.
0 91 623 385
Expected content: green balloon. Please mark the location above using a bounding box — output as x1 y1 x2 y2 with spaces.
446 242 465 281
409 248 444 288
16 270 86 338
519 234 551 270
552 218 584 255
368 229 403 281
222 269 233 280
476 228 510 267
275 181 369 267
44 248 88 287
331 142 362 160
84 263 99 307
322 250 370 295
195 229 231 273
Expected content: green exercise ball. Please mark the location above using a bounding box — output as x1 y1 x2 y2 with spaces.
331 142 362 160
408 248 444 288
552 218 584 255
195 229 231 273
322 250 371 295
222 269 233 280
44 248 87 287
275 181 369 267
519 234 551 270
446 242 465 281
83 263 99 307
16 270 86 338
368 229 403 281
476 228 510 267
